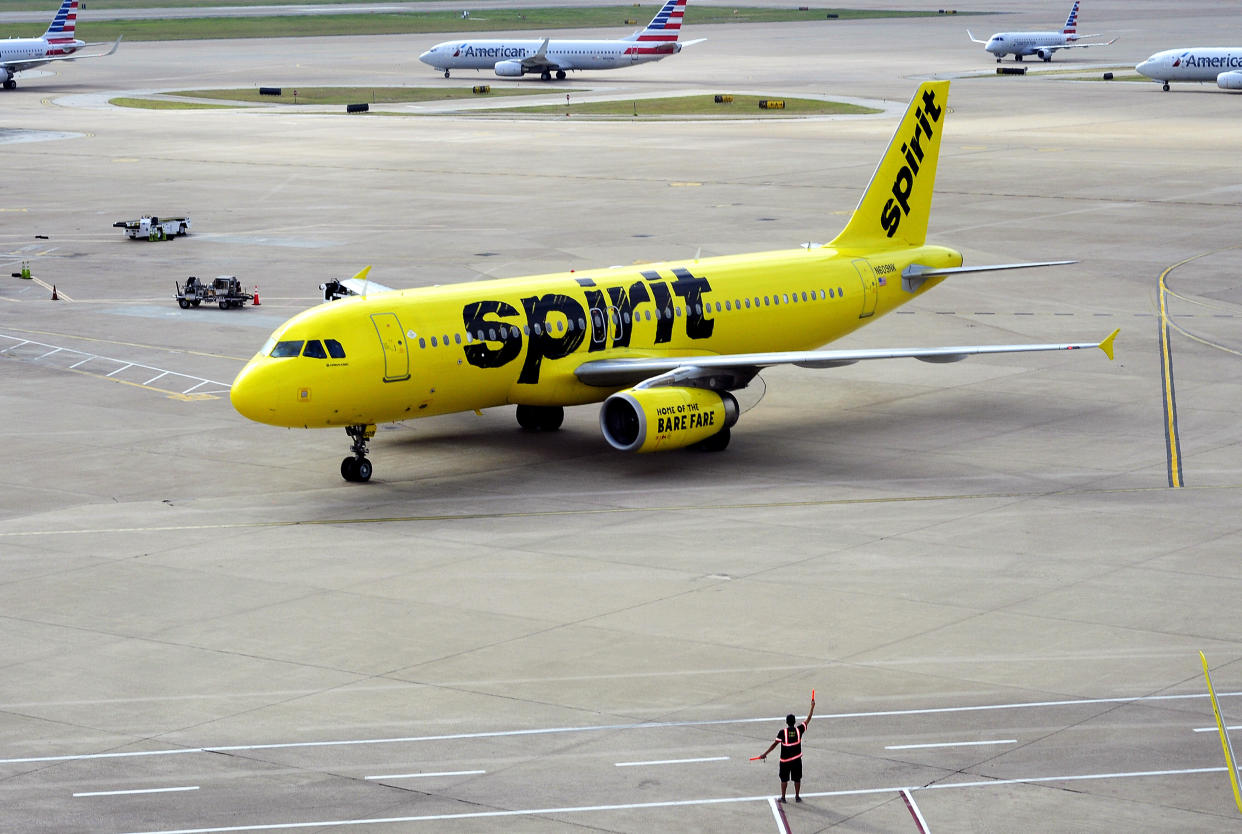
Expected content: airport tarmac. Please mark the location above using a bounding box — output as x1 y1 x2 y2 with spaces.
2 2 1241 831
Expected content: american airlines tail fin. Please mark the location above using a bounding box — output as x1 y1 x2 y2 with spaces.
829 80 949 253
42 0 77 44
1062 0 1080 37
625 0 687 43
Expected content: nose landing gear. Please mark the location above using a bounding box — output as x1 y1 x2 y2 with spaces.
342 424 376 482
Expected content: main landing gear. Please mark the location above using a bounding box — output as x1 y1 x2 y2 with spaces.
516 404 564 432
1163 82 1170 91
3 79 16 90
444 69 451 78
341 424 376 482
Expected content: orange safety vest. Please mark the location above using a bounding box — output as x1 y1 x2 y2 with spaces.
778 724 804 762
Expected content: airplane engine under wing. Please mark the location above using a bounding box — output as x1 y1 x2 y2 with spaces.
0 68 11 83
1218 70 1242 89
600 386 738 453
494 60 524 77
1036 48 1053 61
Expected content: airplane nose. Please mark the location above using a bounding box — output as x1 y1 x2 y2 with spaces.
1135 59 1152 76
230 359 278 425
418 50 432 65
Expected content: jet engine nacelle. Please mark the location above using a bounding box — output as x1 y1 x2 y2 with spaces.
494 60 525 77
1036 48 1053 61
600 386 739 453
1218 70 1242 89
0 68 11 83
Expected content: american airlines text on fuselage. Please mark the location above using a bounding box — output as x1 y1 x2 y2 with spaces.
1175 52 1242 68
458 44 530 59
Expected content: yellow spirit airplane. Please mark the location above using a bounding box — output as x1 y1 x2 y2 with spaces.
230 80 1118 482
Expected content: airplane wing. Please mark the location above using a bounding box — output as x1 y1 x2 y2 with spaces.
575 330 1118 390
519 38 560 72
333 266 397 299
2 35 122 71
966 29 990 44
1047 37 1118 51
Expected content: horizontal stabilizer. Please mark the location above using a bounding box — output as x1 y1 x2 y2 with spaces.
901 259 1076 291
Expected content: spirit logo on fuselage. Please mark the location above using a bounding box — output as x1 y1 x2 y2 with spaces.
462 267 714 384
880 87 943 239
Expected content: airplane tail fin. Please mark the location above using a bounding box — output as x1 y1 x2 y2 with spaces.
1062 0 1080 37
626 0 687 44
42 0 78 44
828 80 949 253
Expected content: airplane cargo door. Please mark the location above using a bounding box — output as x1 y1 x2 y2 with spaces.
852 258 878 319
371 312 410 382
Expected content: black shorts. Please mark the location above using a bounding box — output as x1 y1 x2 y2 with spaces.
779 757 803 783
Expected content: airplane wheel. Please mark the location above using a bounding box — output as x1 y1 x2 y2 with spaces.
692 427 731 452
341 457 357 481
355 458 373 482
541 70 552 81
1163 82 1170 91
516 404 564 432
1015 55 1023 62
444 69 450 78
556 70 566 80
3 79 15 89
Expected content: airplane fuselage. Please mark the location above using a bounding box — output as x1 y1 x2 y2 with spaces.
984 31 1074 59
230 245 959 429
1136 48 1242 88
419 38 677 74
0 35 83 66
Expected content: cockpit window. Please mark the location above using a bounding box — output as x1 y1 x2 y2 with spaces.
303 340 327 359
325 339 346 359
271 340 304 358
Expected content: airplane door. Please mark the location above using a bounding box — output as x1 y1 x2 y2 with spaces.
852 258 878 319
589 307 608 347
370 312 410 382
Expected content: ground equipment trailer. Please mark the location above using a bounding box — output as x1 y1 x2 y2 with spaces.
114 215 190 240
175 275 250 309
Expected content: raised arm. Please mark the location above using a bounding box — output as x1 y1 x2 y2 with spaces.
805 695 815 728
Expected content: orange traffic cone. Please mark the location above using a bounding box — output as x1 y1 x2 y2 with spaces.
252 284 261 306
51 284 58 301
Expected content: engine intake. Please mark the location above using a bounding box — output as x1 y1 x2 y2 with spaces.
600 386 739 453
1218 70 1242 90
494 60 524 77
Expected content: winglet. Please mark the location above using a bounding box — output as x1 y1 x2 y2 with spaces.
1098 328 1119 361
352 264 372 297
534 37 549 58
967 29 988 44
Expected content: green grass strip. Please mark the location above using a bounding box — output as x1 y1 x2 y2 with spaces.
108 97 243 109
475 94 879 117
62 7 972 43
166 86 553 104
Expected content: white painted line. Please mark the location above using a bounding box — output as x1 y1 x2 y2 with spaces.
75 786 199 798
364 770 484 780
900 789 930 833
105 363 133 377
12 691 1240 766
36 347 62 359
768 796 792 834
616 756 729 767
886 739 1016 750
143 371 169 385
116 766 1234 834
1193 725 1242 733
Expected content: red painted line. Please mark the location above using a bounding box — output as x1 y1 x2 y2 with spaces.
900 789 930 833
767 796 793 834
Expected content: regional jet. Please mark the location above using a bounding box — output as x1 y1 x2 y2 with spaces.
0 0 120 90
1137 48 1242 91
967 0 1114 63
230 80 1118 482
417 0 703 80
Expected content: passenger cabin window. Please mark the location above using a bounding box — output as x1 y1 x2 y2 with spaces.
302 340 327 359
325 339 346 359
271 340 303 358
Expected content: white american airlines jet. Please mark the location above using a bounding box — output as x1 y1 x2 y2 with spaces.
418 0 702 81
0 0 120 90
967 0 1114 63
1136 48 1242 92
